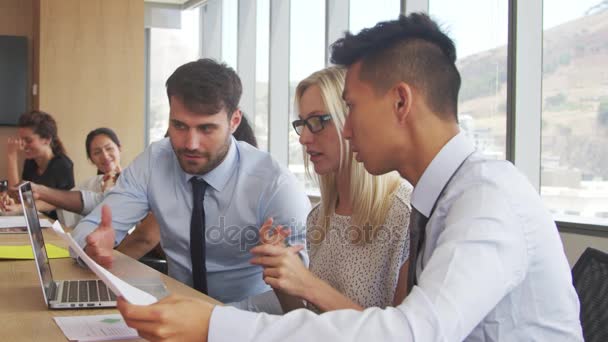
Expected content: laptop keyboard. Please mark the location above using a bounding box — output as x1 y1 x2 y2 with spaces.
60 280 116 303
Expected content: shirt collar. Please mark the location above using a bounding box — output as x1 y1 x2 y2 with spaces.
184 137 239 192
411 131 475 218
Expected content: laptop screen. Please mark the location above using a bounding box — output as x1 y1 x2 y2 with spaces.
18 182 54 303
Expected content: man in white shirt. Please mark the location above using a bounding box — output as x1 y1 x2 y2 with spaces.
117 13 583 341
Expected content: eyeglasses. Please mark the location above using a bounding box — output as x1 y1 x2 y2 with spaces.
292 114 332 136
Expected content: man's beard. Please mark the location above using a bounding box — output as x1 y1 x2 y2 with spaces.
173 136 231 175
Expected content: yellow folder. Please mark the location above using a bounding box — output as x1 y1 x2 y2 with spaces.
0 244 70 259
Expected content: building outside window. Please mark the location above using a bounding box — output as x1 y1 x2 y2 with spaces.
541 0 608 226
429 0 509 160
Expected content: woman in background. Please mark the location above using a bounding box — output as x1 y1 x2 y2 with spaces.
6 110 74 219
233 113 258 148
17 127 162 261
57 127 123 227
3 127 122 223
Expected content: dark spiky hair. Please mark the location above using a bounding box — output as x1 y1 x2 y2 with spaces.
331 13 461 119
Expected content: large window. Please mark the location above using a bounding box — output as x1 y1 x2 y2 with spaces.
148 9 200 144
222 0 238 71
429 0 509 160
349 0 401 34
541 0 608 226
144 0 608 231
255 0 270 151
288 0 326 193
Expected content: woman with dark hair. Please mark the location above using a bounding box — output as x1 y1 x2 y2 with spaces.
83 127 122 186
6 110 74 219
57 127 122 227
233 113 258 148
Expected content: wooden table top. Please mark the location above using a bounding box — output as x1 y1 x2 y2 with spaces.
0 227 220 341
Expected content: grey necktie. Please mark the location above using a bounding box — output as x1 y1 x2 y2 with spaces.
406 206 428 293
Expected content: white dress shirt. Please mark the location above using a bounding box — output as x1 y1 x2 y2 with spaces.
208 131 583 341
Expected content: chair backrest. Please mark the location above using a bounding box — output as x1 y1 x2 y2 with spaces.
572 247 608 342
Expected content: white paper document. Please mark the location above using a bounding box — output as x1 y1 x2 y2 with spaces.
51 221 158 305
0 215 53 228
54 314 139 341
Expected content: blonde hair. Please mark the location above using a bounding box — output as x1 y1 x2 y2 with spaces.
295 66 402 244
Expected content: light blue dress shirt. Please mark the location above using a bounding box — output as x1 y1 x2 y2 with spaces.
73 137 311 303
209 131 583 341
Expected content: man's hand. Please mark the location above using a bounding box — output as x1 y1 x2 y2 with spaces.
118 295 214 342
84 205 116 268
250 243 315 299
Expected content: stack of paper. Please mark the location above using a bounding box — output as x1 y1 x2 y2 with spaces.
53 314 138 341
0 215 53 229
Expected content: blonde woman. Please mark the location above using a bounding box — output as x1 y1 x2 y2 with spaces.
249 66 412 312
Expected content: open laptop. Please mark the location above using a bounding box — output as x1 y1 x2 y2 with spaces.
19 182 117 309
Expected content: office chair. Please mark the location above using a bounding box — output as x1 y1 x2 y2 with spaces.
571 247 608 342
138 244 168 275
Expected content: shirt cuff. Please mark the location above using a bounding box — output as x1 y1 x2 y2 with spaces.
209 306 259 342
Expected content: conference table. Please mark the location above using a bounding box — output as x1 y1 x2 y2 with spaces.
0 226 220 341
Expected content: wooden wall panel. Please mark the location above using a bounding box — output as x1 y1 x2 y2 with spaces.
38 0 144 183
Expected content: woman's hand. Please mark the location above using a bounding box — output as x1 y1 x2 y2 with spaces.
101 171 119 192
29 182 45 200
0 193 16 212
7 137 23 158
0 195 21 213
258 217 291 246
250 243 317 299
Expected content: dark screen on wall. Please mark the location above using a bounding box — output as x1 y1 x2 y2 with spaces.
0 35 28 126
